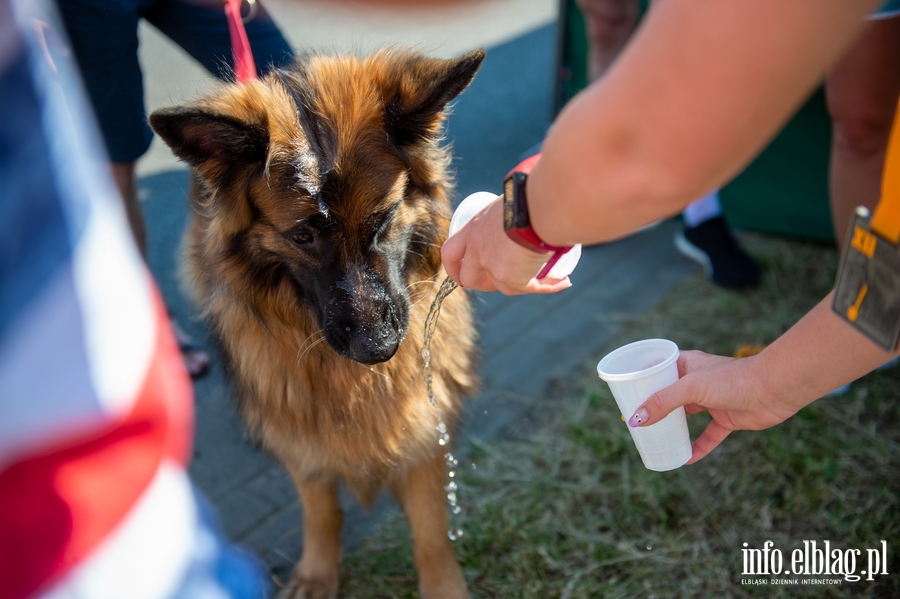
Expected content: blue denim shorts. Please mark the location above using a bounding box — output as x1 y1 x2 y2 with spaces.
57 0 294 163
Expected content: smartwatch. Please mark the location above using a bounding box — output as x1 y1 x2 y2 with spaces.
502 154 574 278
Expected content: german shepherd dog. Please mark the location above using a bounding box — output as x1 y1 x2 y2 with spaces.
149 49 483 599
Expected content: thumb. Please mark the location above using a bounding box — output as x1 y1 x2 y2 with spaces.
626 377 693 428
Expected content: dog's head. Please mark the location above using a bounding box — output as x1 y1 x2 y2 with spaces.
149 49 484 365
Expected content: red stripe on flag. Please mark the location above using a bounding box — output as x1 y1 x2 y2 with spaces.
0 285 193 599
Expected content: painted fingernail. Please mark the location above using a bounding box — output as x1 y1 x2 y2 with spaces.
628 408 649 428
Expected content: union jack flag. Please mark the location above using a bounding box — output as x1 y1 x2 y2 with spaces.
0 1 265 597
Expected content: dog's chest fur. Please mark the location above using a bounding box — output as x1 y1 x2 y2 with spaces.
152 51 482 503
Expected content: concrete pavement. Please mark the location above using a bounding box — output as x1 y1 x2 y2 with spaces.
135 0 696 586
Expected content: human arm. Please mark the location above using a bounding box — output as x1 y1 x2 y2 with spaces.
629 291 900 463
443 0 879 292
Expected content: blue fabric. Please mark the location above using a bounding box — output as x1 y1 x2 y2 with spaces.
56 0 294 162
0 52 71 339
1 1 270 594
172 488 270 599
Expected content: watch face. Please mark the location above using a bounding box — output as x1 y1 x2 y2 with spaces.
503 172 530 230
503 177 516 231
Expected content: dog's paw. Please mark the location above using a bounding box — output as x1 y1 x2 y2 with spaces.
418 561 470 599
276 574 339 599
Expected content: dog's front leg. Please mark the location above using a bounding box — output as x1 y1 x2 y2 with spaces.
279 472 343 599
393 452 470 599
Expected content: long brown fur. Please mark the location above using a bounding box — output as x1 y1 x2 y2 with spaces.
149 49 484 599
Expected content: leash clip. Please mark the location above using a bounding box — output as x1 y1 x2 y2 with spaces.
242 0 258 24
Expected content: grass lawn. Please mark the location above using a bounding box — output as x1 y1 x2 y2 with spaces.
339 233 900 598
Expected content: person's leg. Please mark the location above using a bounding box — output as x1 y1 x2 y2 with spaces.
682 190 721 228
57 0 210 378
675 190 761 289
825 16 900 248
140 1 294 377
57 0 152 253
56 0 153 165
146 0 294 81
110 162 146 254
575 0 640 81
824 16 900 387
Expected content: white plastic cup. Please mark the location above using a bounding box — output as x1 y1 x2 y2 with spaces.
597 339 692 471
449 192 582 279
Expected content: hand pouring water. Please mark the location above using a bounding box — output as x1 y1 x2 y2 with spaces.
449 191 582 278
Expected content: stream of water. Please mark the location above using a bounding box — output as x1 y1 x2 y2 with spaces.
420 275 463 540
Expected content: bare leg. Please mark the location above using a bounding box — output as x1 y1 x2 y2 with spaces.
826 18 900 248
392 453 468 599
111 161 211 377
575 0 639 82
110 162 147 256
280 473 343 599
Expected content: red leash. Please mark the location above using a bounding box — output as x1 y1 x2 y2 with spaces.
224 0 257 82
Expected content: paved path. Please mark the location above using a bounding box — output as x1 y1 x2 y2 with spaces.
136 0 696 585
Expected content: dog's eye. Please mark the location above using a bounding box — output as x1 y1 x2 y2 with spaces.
370 206 398 238
290 230 314 245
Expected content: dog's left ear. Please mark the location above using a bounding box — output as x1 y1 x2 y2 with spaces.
384 49 485 147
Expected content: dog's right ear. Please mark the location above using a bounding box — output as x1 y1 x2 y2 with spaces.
148 107 269 177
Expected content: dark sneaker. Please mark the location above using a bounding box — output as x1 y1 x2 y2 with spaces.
674 216 761 289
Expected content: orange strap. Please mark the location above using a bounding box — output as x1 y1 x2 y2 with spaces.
869 98 900 243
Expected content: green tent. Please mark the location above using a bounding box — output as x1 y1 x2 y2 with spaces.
553 0 836 243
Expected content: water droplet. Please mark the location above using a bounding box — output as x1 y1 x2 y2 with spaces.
436 421 447 434
448 470 455 477
444 453 458 468
446 492 457 504
344 326 351 332
445 481 458 492
421 349 430 360
646 545 653 551
438 437 447 446
448 528 464 541
451 505 462 515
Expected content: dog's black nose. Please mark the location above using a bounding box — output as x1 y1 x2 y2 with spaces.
349 334 400 365
327 314 404 364
324 275 409 364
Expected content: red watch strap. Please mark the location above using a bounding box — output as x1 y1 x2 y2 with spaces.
537 251 567 279
506 225 551 252
504 153 574 278
507 153 542 179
